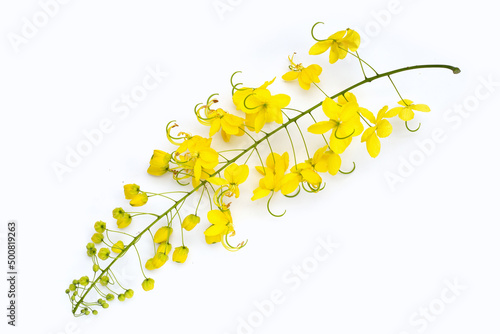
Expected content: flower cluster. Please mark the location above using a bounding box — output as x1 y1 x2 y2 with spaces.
68 22 459 317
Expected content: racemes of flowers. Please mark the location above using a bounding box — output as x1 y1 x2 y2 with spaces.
67 22 460 316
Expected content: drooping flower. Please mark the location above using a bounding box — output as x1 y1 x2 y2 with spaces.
174 135 219 182
282 54 322 90
386 99 430 121
181 214 201 231
309 28 361 64
280 161 322 195
313 146 342 175
153 226 173 244
207 163 249 199
360 106 393 158
252 152 289 200
196 99 245 142
307 97 363 153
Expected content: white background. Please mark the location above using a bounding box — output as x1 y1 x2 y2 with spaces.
1 0 499 333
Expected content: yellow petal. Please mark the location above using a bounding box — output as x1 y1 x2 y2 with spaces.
399 107 415 121
412 104 431 112
207 177 228 186
366 134 381 158
251 187 271 201
308 121 334 134
376 119 392 138
309 40 332 55
282 71 299 81
385 107 402 118
280 173 301 195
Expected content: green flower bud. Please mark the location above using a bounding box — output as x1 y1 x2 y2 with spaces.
91 233 104 244
94 220 106 233
85 310 90 315
65 289 70 294
79 276 90 286
69 284 76 291
116 213 132 229
141 278 155 291
97 298 104 305
98 248 111 260
72 279 79 285
99 276 110 286
86 243 97 257
71 295 75 301
124 289 134 299
92 310 98 315
92 264 100 272
102 303 109 309
118 294 126 302
112 207 125 219
106 293 115 301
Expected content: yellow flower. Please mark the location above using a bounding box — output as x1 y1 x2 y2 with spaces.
282 54 322 90
175 135 219 181
252 152 289 200
386 99 431 121
197 103 245 142
360 106 393 158
111 241 124 254
309 28 360 64
147 150 171 176
280 162 322 195
205 234 222 244
142 278 155 291
233 79 290 133
313 146 342 175
207 163 249 198
151 253 168 268
153 226 173 243
181 214 201 231
205 209 235 239
307 97 363 153
172 246 189 263
157 242 172 255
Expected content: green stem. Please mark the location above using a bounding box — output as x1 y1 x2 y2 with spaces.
72 63 459 315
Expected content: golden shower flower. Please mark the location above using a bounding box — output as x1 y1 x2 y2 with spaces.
204 208 235 241
252 152 289 200
198 106 245 142
175 135 219 181
116 213 132 229
124 184 140 200
280 162 322 195
386 99 430 121
307 97 363 153
309 28 360 64
181 214 201 231
360 106 393 157
129 192 148 207
282 54 322 90
153 226 173 244
207 163 249 198
313 146 342 175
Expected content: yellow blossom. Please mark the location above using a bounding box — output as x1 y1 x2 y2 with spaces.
282 54 322 90
123 184 140 199
313 146 342 175
280 162 322 195
309 28 360 64
174 135 219 181
197 102 245 142
386 99 430 121
207 163 249 198
307 97 363 153
360 106 393 158
252 152 289 200
204 209 235 239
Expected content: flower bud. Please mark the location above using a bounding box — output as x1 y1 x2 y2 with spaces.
91 233 104 244
147 150 171 176
94 221 106 233
86 243 97 257
112 207 125 219
172 246 189 263
130 192 148 207
79 276 90 286
106 293 115 301
118 294 126 302
153 226 173 243
124 184 140 200
69 284 76 291
92 264 100 272
152 253 168 269
111 241 125 254
102 303 109 309
145 258 156 270
98 248 111 260
92 310 98 315
182 214 201 231
142 278 155 291
65 289 70 294
124 289 134 299
99 276 110 286
157 242 172 255
116 214 132 229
